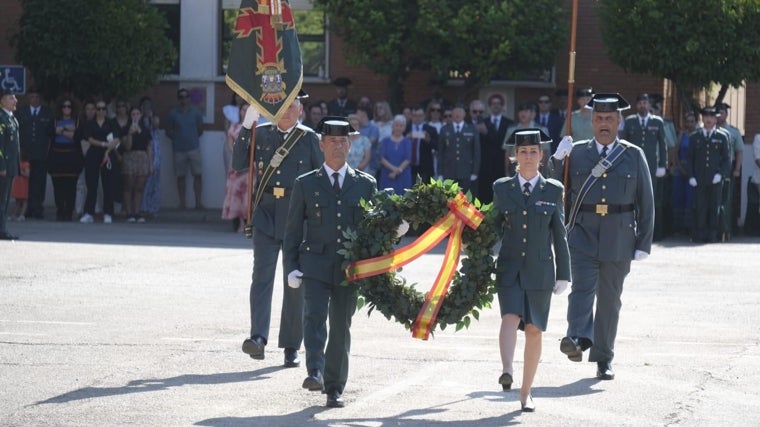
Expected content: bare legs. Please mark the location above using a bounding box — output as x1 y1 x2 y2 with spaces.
499 313 543 405
123 175 147 217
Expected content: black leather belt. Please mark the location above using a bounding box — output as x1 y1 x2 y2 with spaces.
262 187 290 199
579 203 634 216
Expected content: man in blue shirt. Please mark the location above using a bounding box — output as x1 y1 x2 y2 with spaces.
166 89 204 209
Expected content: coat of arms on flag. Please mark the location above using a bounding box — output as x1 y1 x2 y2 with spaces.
225 0 303 124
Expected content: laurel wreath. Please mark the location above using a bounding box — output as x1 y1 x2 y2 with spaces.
339 179 499 333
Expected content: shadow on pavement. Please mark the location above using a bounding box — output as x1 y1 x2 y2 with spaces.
34 367 282 405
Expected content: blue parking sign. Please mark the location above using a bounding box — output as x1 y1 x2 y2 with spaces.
0 65 26 94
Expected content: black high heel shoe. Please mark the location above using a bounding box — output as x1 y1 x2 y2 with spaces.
498 373 513 391
521 394 535 412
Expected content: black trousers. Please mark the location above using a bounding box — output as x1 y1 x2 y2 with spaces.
84 150 114 216
26 159 47 217
0 174 12 233
51 175 78 220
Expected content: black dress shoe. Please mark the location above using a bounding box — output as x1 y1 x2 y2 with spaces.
302 370 323 391
241 336 265 360
283 347 300 367
596 361 615 380
498 373 513 391
560 336 583 362
521 394 535 412
326 390 345 408
0 231 19 240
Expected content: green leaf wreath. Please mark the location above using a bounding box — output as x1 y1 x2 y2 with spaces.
339 179 499 333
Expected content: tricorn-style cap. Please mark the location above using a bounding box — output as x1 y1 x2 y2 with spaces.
715 102 730 111
1 88 16 97
316 116 358 136
586 93 631 112
506 128 553 147
700 106 721 117
296 88 309 99
636 93 650 102
575 87 594 98
331 77 352 87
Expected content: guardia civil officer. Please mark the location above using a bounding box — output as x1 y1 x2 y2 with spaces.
494 129 570 412
687 107 730 243
0 89 21 240
621 93 668 240
231 90 323 367
283 117 377 408
551 93 654 380
437 103 480 195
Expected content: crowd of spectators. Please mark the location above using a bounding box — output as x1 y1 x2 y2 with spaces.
7 80 760 239
294 79 760 241
8 89 162 225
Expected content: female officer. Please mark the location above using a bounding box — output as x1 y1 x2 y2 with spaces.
492 129 571 412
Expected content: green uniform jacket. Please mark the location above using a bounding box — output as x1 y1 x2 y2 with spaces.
437 122 480 179
622 114 668 173
553 139 654 261
688 128 730 182
284 166 377 284
493 174 571 290
232 122 322 239
561 109 593 141
0 110 20 177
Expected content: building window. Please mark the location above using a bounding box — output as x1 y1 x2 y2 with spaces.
153 2 180 75
220 3 326 77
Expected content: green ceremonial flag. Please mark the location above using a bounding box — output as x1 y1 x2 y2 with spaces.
225 0 303 124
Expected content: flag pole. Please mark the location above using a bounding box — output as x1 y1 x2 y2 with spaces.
244 121 257 238
563 0 579 219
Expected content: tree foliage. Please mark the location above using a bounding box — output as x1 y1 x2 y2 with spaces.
599 0 760 102
12 0 176 101
313 0 566 107
418 0 566 98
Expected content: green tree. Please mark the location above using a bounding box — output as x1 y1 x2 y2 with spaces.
314 1 566 108
313 0 422 110
418 0 566 101
598 0 760 108
12 0 176 101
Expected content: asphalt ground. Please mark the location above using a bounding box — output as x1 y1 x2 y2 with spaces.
1 217 759 426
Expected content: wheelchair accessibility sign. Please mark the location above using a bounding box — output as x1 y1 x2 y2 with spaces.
0 65 26 94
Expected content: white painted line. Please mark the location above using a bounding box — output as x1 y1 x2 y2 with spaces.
0 320 94 326
161 337 240 342
0 332 48 336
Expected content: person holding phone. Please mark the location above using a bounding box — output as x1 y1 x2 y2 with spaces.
121 106 153 223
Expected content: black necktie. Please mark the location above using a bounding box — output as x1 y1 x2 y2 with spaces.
601 146 608 158
523 182 531 201
332 172 341 194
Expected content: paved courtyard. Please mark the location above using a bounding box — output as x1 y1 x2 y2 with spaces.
1 219 759 426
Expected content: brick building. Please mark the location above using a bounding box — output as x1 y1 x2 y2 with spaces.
1 0 757 214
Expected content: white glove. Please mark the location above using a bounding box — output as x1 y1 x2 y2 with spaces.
106 132 114 142
633 250 649 261
712 173 722 184
396 219 409 238
552 136 573 160
553 280 569 295
287 269 303 289
469 174 478 181
655 167 666 178
242 105 260 129
689 177 697 187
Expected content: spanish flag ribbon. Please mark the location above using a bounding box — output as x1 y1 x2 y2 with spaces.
347 192 484 340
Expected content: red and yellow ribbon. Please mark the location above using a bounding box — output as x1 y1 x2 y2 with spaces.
347 192 484 340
